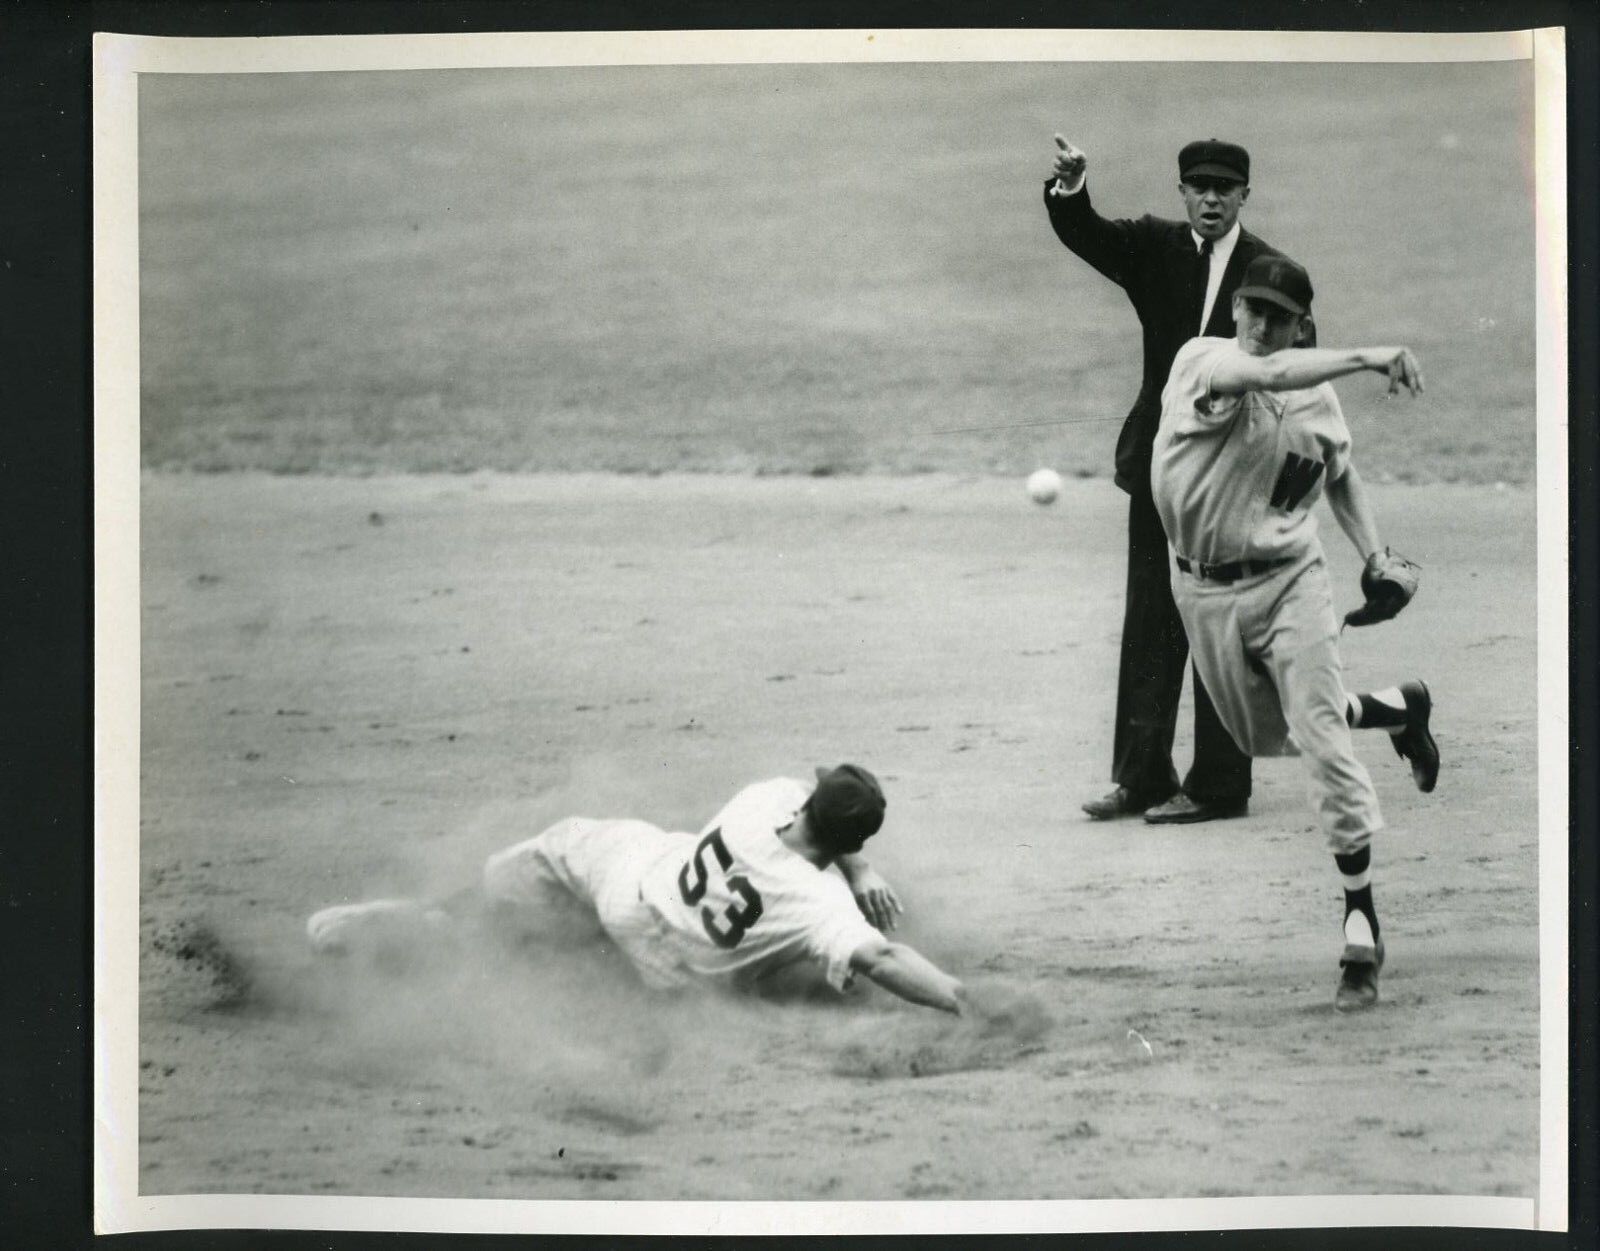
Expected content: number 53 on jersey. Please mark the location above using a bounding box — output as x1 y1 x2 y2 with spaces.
677 828 764 949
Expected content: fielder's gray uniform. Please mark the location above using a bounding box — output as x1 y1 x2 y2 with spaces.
1151 336 1381 853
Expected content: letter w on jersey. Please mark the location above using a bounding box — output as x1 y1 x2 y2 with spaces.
678 828 764 949
1270 452 1325 511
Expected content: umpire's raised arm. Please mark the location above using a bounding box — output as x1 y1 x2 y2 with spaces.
1042 132 1145 287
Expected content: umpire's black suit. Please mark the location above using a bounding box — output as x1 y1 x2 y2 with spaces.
1044 179 1274 804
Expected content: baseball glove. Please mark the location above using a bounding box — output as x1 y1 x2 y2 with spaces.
1343 547 1421 629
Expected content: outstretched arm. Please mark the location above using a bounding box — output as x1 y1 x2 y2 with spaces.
835 852 904 932
1325 462 1382 560
1210 345 1424 397
849 936 966 1015
1043 133 1144 288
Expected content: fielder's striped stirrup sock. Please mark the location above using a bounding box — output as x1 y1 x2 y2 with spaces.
1334 846 1380 948
1346 688 1409 732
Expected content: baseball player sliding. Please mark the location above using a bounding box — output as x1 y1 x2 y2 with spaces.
1151 252 1439 1012
307 764 968 1015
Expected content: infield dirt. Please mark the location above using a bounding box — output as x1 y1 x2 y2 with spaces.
125 50 1545 1211
136 470 1540 1201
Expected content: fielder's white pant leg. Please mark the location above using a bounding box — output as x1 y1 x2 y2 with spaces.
1171 565 1294 757
1258 560 1383 854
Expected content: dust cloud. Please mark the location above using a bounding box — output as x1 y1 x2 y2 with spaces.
145 781 1059 1134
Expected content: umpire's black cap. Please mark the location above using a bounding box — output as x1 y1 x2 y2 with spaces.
1179 138 1250 184
808 764 886 852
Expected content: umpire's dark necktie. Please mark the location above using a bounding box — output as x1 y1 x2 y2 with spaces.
1193 237 1215 334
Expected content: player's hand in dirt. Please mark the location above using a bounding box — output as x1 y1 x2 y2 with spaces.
952 982 1053 1041
1369 346 1424 397
847 865 903 932
1051 134 1087 195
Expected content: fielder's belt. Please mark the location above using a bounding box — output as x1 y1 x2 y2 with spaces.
1175 555 1293 583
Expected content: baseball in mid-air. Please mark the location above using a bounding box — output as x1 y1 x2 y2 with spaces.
1026 468 1062 506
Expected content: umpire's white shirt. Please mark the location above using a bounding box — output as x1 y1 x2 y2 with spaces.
638 777 879 992
1194 221 1241 333
1152 336 1352 565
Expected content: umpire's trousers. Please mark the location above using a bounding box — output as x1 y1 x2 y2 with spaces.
1111 484 1252 801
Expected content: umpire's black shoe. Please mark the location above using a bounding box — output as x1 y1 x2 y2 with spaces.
1391 680 1439 793
1082 786 1173 820
1142 792 1249 825
1335 937 1386 1013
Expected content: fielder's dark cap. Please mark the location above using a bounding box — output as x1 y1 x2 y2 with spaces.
1179 138 1250 184
808 764 886 848
1235 253 1314 316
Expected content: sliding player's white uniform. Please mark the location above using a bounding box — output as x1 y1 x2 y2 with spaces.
311 778 880 994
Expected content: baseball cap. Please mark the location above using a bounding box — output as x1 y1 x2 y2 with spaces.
1179 138 1250 184
808 764 886 849
1235 253 1314 316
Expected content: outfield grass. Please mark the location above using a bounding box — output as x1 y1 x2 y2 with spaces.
138 60 1536 482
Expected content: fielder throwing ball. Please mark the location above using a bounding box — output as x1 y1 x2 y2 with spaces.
308 764 967 1016
1151 252 1439 1012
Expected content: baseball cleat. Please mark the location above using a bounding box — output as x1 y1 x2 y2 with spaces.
1390 680 1439 793
306 899 451 957
1335 936 1386 1013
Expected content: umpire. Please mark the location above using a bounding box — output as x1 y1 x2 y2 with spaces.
1044 135 1282 824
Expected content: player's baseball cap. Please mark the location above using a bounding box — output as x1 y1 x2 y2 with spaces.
808 764 886 852
1179 138 1250 184
1235 253 1314 316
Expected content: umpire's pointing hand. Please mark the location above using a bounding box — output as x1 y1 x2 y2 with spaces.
1051 134 1087 196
